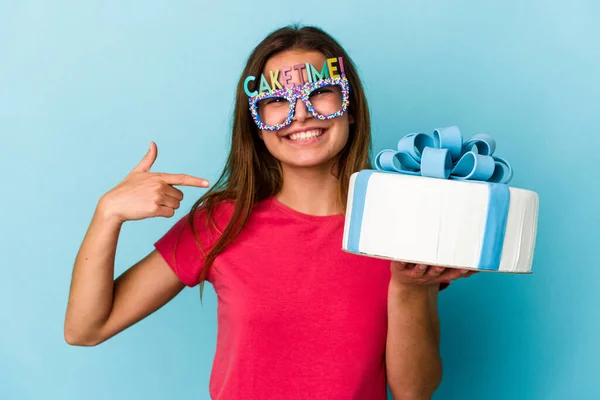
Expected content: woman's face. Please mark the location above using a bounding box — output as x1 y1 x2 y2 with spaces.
258 49 353 170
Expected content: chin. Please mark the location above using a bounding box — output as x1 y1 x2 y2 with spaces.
279 152 340 169
283 160 331 169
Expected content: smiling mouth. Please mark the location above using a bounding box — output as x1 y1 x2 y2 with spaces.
284 128 326 142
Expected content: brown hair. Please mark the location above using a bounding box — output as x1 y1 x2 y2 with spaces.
188 24 373 299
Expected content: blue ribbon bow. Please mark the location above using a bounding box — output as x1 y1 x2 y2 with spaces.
374 126 513 184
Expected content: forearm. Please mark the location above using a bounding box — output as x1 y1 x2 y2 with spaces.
64 199 122 345
386 282 442 399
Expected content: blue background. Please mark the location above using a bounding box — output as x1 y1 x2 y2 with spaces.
1 1 598 399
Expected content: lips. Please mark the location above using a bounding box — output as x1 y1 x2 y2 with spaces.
286 128 325 141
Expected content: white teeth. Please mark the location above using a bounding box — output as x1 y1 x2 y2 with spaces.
288 129 323 141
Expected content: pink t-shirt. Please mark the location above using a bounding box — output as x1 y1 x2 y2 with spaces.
155 196 434 399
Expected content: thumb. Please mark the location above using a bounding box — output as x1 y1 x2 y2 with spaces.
132 142 158 172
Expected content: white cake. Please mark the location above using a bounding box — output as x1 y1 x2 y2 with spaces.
342 170 539 273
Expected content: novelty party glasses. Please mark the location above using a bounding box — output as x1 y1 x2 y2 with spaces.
248 76 351 131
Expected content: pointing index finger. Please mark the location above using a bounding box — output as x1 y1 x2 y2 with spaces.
158 173 210 188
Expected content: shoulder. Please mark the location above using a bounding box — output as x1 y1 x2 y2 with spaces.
169 196 278 243
192 198 236 228
153 199 237 286
156 199 236 248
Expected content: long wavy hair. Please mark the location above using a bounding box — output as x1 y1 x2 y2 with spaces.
188 24 373 299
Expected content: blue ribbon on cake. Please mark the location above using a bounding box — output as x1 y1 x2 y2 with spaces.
374 126 513 184
347 126 512 271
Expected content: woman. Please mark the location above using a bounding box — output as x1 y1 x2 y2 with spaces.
64 24 474 399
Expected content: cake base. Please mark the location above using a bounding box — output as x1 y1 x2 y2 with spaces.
341 248 533 274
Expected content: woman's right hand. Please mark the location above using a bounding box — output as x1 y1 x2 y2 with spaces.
98 142 210 223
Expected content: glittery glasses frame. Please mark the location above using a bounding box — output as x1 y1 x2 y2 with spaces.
248 76 351 131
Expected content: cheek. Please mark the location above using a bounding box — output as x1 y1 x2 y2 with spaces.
259 130 269 142
330 118 350 147
261 132 281 152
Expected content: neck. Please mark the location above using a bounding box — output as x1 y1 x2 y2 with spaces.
276 161 344 216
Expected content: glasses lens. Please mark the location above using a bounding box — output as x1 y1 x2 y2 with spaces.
257 96 292 127
309 84 344 117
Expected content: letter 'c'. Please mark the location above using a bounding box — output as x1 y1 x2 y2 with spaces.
244 76 258 96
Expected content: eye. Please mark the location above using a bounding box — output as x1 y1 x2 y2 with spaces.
313 87 334 96
264 97 286 105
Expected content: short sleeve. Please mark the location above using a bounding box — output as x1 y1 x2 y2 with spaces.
154 205 231 287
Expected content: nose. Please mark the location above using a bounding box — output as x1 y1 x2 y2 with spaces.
293 98 311 123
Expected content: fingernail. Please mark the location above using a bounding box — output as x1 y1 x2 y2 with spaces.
418 264 427 270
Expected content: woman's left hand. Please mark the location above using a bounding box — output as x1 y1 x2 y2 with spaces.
390 261 478 287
